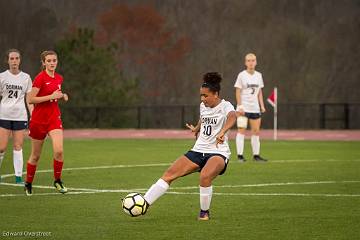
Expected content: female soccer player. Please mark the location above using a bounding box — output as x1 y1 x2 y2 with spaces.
0 49 32 184
143 72 237 220
234 53 267 162
24 50 69 196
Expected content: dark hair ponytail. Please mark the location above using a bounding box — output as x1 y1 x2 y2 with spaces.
202 72 222 94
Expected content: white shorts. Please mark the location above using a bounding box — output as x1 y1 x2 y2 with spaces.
237 115 248 129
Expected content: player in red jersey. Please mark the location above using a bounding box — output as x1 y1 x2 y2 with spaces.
24 50 69 196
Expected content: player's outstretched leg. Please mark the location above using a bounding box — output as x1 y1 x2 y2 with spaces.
144 156 199 206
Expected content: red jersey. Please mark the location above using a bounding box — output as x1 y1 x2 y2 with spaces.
31 71 63 124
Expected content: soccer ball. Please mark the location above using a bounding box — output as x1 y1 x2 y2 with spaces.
122 193 148 217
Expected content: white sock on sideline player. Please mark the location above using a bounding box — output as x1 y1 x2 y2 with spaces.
236 133 245 156
200 186 213 211
13 149 23 177
144 178 169 205
251 135 260 155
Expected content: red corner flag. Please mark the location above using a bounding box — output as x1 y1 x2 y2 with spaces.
267 87 278 140
267 88 277 107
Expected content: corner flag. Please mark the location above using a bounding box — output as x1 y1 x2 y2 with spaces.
267 87 278 140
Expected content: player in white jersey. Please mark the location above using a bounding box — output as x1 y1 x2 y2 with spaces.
234 53 267 162
142 72 236 220
0 49 33 184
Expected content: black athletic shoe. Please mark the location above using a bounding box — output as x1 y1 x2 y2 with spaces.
24 182 33 196
253 155 268 162
54 180 68 194
237 155 246 163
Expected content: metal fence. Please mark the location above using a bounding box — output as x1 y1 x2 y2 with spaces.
60 103 360 129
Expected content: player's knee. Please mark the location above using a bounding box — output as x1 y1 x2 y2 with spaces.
237 128 245 134
251 129 260 135
30 154 41 163
54 149 63 160
199 172 212 187
13 144 22 151
161 169 179 184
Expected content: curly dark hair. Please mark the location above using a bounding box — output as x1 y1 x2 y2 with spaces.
202 72 222 94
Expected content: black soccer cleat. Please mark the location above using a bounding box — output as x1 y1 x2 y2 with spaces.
24 182 33 196
198 210 210 221
237 155 246 163
253 155 268 162
54 179 68 194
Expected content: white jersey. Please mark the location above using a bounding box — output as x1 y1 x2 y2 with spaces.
0 70 32 121
234 70 264 113
192 99 235 159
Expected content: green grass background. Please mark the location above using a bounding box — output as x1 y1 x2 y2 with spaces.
0 139 359 240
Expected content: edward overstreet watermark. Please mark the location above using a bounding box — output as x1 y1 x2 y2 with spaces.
2 231 52 238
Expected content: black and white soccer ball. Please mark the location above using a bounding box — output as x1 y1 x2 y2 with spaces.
122 193 149 217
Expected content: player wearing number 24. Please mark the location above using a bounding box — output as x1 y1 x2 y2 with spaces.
0 49 33 184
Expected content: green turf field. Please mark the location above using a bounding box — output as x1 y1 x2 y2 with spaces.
0 139 359 240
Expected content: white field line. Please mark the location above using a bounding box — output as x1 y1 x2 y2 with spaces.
0 163 171 179
1 180 360 198
0 191 99 197
271 159 360 163
166 192 360 197
1 190 360 198
2 159 360 180
0 182 139 193
2 180 359 192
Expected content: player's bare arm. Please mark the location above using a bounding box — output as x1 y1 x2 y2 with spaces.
216 111 237 145
28 88 65 104
258 89 266 113
186 119 201 138
235 88 244 116
186 119 201 133
25 93 34 115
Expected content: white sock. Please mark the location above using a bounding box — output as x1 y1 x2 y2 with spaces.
144 178 169 205
200 186 213 211
0 152 4 169
236 133 245 155
13 149 23 177
251 135 260 155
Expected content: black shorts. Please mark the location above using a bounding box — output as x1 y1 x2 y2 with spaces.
245 112 261 120
0 119 28 130
184 151 229 175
